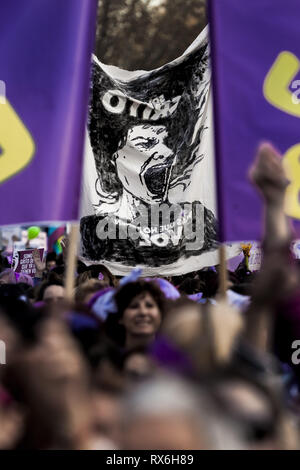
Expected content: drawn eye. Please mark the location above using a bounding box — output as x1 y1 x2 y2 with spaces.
132 136 158 150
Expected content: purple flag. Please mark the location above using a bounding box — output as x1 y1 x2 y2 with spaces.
0 0 97 226
209 0 300 242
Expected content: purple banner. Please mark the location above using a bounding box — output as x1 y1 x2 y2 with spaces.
209 0 300 242
0 0 98 225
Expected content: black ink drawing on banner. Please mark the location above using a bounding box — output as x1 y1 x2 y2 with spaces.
80 40 218 268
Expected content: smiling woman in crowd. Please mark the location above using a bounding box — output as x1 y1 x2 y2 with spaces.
105 280 166 351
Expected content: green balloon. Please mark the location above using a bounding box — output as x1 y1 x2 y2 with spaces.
27 226 40 240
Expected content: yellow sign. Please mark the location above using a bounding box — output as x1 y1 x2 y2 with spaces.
264 51 300 219
0 100 35 184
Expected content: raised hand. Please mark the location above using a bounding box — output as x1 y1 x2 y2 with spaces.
60 236 69 263
248 143 289 204
32 248 45 277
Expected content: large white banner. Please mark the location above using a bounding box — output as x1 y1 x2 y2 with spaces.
80 27 238 275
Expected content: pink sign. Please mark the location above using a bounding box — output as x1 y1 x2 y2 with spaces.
13 249 44 277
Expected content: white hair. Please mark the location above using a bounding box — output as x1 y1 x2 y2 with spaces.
122 373 246 449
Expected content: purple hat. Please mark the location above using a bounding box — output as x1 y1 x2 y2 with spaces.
145 278 180 300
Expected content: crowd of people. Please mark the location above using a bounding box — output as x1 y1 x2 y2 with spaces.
0 144 300 449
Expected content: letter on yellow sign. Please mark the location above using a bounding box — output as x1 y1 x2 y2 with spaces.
263 51 300 118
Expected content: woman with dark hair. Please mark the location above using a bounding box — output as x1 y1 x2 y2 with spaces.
105 280 166 351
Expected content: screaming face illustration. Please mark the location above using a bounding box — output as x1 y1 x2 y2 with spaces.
115 125 174 205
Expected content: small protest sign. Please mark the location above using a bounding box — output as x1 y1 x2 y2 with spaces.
12 248 44 277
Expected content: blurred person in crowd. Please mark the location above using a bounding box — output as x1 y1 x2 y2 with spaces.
1 306 94 449
152 297 243 378
177 276 204 296
67 309 103 361
0 311 25 449
89 387 122 450
76 264 116 288
75 279 109 305
151 298 205 378
122 347 154 383
35 276 65 304
45 252 57 271
0 253 10 272
89 340 125 392
207 371 299 450
0 269 17 285
0 284 43 345
121 375 244 450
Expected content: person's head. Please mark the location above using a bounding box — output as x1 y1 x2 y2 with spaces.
76 264 116 288
177 277 203 295
154 298 207 377
0 254 10 272
89 340 125 392
15 282 35 302
45 252 57 271
36 277 65 304
0 269 16 285
207 372 299 450
0 284 46 345
16 273 34 287
123 347 154 382
48 265 65 277
162 297 203 339
75 279 109 305
42 284 65 304
106 280 166 349
197 269 219 298
90 388 122 449
121 376 218 450
4 313 91 449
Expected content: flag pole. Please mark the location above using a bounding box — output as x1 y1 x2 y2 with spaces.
218 243 227 299
65 223 79 301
